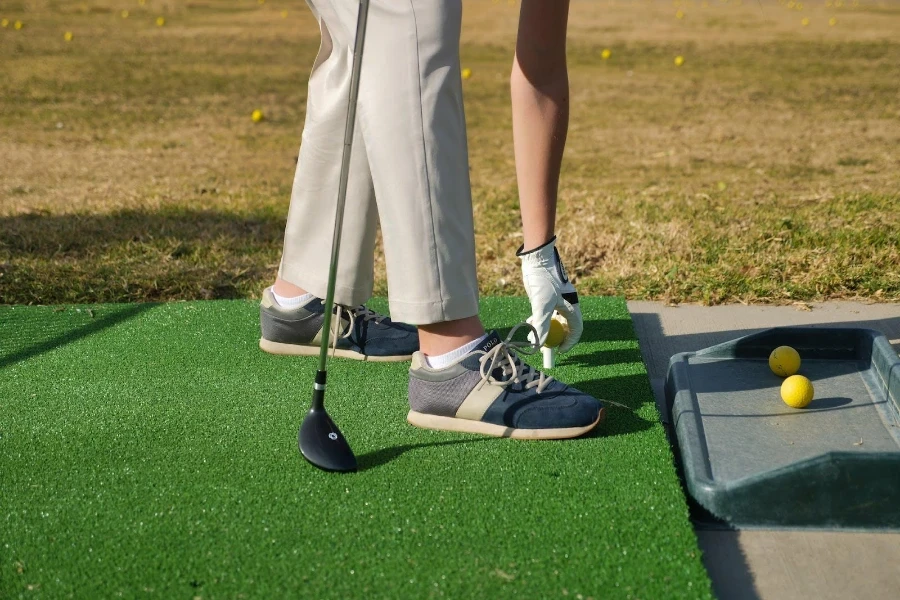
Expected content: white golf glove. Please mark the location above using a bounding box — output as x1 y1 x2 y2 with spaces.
517 236 583 354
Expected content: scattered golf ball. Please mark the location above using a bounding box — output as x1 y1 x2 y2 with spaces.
543 315 569 348
156 16 165 26
674 55 685 67
781 374 814 408
676 10 685 19
281 10 288 18
252 109 264 122
122 10 130 18
716 181 728 191
14 20 24 30
829 17 837 26
64 31 73 42
601 48 612 60
769 346 801 377
461 68 472 80
801 17 810 26
1 19 8 28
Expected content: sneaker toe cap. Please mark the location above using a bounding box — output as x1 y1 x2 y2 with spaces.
507 389 602 430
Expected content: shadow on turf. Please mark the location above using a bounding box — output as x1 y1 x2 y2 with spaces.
356 437 493 471
0 303 157 369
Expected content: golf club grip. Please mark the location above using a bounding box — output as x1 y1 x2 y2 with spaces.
317 0 370 373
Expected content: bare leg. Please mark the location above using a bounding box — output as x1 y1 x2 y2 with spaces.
511 0 571 251
417 316 485 357
273 276 308 297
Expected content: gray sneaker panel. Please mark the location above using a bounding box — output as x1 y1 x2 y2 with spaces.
409 368 483 417
259 289 325 345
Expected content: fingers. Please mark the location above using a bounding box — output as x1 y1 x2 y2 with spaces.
522 267 558 346
555 301 583 354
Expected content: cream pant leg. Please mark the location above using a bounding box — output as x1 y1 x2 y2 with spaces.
278 0 479 325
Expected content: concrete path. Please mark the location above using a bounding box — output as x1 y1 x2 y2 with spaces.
627 301 900 600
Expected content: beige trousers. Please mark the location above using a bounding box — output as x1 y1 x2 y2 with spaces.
278 0 480 325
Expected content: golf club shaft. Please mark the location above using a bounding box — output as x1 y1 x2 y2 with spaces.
315 0 371 405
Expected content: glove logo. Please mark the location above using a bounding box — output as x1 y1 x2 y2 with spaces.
554 248 569 284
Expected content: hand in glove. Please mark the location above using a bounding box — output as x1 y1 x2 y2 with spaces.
517 236 582 354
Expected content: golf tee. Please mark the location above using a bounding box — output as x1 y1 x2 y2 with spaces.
542 347 556 369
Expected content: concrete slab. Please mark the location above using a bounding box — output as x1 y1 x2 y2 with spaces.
627 301 900 600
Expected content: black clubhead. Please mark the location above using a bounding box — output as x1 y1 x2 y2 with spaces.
298 406 357 473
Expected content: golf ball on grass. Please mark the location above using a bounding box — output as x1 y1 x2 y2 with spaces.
781 375 814 408
769 346 801 377
251 109 264 122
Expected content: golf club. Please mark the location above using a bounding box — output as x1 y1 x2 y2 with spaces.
298 0 370 473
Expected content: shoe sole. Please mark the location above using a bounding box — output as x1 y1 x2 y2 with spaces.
406 407 606 440
259 338 413 362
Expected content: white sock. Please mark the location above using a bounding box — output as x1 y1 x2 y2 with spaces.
271 287 314 308
425 334 489 369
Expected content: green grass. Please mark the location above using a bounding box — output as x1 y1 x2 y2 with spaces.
0 297 711 599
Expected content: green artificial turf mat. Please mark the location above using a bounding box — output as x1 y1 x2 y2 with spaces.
0 297 712 599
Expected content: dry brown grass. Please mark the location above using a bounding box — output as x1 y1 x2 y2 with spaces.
1 0 898 305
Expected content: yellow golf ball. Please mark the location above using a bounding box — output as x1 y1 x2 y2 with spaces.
461 68 472 80
674 55 685 67
251 109 264 122
781 375 814 408
14 20 24 30
769 346 801 377
1 19 9 28
64 31 74 42
544 316 569 348
121 10 130 18
156 17 165 27
601 48 612 60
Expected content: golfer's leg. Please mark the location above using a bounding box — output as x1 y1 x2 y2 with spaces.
277 0 378 306
354 0 480 331
512 0 570 251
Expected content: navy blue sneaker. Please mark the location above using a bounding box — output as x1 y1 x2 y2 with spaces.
259 288 418 361
407 326 604 439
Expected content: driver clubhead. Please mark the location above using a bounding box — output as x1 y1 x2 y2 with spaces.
298 407 357 473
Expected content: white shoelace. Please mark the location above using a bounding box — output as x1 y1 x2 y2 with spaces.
476 323 553 395
327 305 386 356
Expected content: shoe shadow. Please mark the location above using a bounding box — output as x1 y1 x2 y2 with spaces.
356 437 493 471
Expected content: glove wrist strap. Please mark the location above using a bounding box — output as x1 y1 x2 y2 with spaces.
515 235 557 259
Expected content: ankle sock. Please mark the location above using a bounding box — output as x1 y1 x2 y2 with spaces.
425 333 489 369
271 287 314 308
